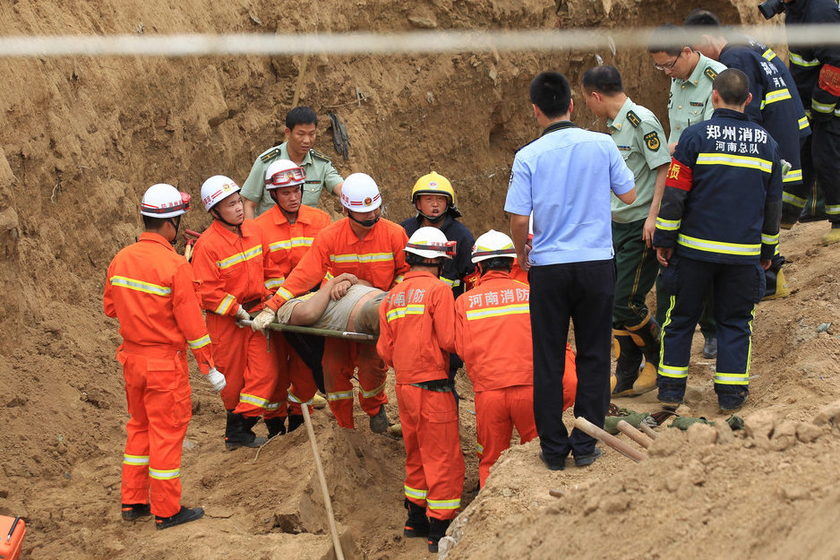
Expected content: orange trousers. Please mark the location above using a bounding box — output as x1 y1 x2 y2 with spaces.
208 314 287 419
119 346 191 518
322 338 387 429
282 340 319 415
398 384 464 520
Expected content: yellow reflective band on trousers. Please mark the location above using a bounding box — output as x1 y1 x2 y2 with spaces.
240 393 273 409
123 454 150 466
789 52 820 67
695 153 773 173
149 467 180 480
327 390 354 401
109 275 172 297
655 217 681 231
783 192 807 208
359 380 386 398
715 372 749 385
427 497 461 510
465 303 529 321
216 245 263 270
404 485 428 500
677 234 760 257
188 334 211 349
287 391 314 405
386 304 426 322
215 294 235 315
826 204 840 216
658 363 688 379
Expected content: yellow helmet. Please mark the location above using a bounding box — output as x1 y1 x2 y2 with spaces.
411 171 456 207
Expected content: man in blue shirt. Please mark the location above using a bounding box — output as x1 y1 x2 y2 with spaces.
505 71 636 471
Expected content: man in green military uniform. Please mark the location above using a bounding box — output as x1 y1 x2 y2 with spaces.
582 65 671 397
241 106 344 219
648 24 727 359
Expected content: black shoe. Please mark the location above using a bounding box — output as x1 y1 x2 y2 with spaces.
369 406 389 434
287 414 304 433
427 517 451 553
155 506 205 530
403 498 430 538
538 450 565 471
702 337 718 359
574 446 602 468
265 416 287 439
719 391 748 413
225 412 267 449
121 503 151 521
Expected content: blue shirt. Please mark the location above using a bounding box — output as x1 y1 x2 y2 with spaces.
505 122 635 265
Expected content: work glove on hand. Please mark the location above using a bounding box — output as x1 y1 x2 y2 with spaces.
251 307 276 332
206 367 226 392
234 305 251 326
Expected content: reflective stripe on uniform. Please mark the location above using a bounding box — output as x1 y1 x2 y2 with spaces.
269 237 315 252
695 153 773 173
359 380 386 398
215 294 235 315
188 334 211 349
798 116 810 130
275 287 294 302
475 442 484 455
109 276 171 297
826 204 840 216
655 217 681 231
123 454 150 466
677 234 760 257
811 99 836 115
239 393 273 409
761 49 776 62
404 485 428 500
782 191 807 208
265 277 285 290
440 276 461 288
385 304 426 322
149 467 180 480
327 390 354 401
783 169 803 183
714 372 749 385
465 303 529 321
426 497 461 510
761 232 779 245
658 364 688 379
330 252 394 264
394 274 405 284
287 391 314 406
789 52 820 67
217 245 263 270
760 88 792 109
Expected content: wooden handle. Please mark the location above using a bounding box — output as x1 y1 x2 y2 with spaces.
638 422 658 440
616 420 654 449
574 417 646 463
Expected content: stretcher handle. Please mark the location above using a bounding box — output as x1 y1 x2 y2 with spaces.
238 319 377 343
6 516 21 543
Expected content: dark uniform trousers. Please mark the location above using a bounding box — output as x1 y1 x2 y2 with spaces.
530 259 614 462
658 255 764 402
792 118 840 224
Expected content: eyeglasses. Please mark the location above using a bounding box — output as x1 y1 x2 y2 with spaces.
266 166 306 186
654 56 680 71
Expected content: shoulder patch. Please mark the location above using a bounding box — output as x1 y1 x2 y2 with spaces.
644 131 661 152
260 147 282 164
704 67 718 81
310 149 332 162
626 111 641 128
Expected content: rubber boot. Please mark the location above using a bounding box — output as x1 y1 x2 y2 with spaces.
626 315 660 395
763 259 789 301
369 405 389 433
822 225 840 246
611 330 642 397
287 413 304 433
265 416 287 439
403 498 429 538
427 517 451 553
225 412 267 450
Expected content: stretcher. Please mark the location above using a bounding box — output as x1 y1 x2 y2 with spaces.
238 319 377 344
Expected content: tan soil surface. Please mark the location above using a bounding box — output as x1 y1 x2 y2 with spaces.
1 1 837 559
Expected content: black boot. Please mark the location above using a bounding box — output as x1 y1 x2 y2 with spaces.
287 413 304 433
612 330 642 396
626 314 660 395
427 517 451 553
403 498 429 538
225 412 267 450
155 506 204 530
265 416 286 439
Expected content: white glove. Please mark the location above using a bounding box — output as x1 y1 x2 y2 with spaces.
234 305 251 326
206 367 226 392
251 307 276 332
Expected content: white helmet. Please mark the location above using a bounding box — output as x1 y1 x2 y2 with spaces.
200 175 240 211
265 159 306 190
405 227 455 259
340 172 382 212
471 230 516 263
140 183 190 218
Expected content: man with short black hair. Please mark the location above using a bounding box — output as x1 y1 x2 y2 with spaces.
241 106 344 218
506 71 636 471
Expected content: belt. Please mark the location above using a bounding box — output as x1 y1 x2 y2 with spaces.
241 298 262 313
410 379 452 392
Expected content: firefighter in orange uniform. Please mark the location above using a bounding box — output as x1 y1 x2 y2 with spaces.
456 230 576 487
255 159 332 432
190 175 288 447
253 173 409 431
377 227 465 554
104 183 222 530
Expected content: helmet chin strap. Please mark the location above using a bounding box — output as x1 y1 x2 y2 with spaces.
348 212 380 228
211 208 243 229
419 211 445 224
167 216 182 246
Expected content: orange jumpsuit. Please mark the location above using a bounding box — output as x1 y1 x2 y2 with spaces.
267 217 410 428
377 270 465 521
255 204 331 414
190 219 285 420
104 232 214 518
455 270 577 486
